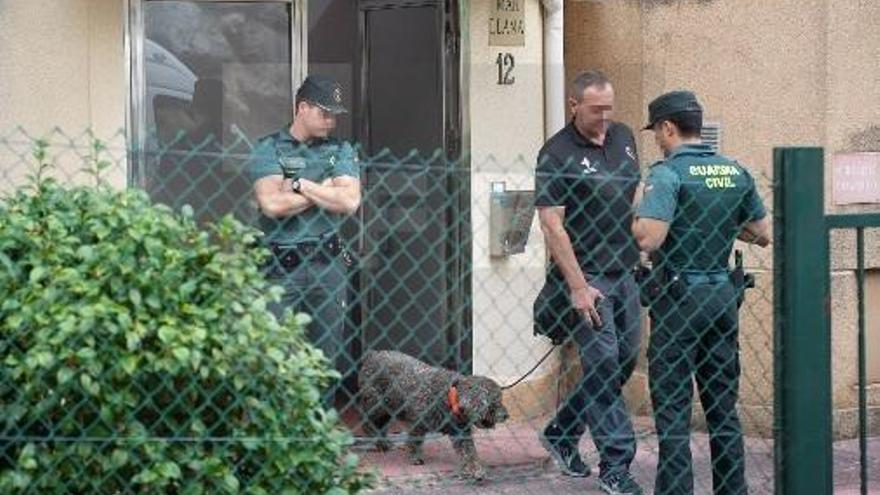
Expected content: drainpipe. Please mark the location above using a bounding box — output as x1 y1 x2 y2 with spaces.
542 0 565 138
538 0 566 386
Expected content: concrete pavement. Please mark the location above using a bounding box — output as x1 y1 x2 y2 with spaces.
357 416 879 494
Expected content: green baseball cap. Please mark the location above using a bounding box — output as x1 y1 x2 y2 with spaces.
296 75 347 114
643 90 702 130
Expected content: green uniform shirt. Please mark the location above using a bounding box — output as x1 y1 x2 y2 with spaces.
637 143 766 272
247 127 359 244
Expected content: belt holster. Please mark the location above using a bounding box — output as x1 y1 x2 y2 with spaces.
633 264 686 307
634 264 660 307
269 235 344 272
664 271 686 301
730 250 756 308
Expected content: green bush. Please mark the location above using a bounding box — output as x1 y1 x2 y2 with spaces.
0 153 372 494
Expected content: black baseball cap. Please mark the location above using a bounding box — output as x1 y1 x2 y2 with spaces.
643 90 702 130
296 75 347 114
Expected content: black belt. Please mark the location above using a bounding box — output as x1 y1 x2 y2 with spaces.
679 271 730 285
634 265 731 307
269 235 342 271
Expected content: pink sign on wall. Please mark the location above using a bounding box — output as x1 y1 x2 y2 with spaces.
833 153 880 205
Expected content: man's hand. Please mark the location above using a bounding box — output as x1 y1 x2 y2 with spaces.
737 216 771 247
297 177 346 193
571 285 604 328
295 176 361 214
297 178 318 194
254 175 314 218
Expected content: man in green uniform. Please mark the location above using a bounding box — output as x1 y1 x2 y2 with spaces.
631 91 770 495
247 75 361 407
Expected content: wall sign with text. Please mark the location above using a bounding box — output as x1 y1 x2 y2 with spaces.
489 0 525 46
833 153 880 205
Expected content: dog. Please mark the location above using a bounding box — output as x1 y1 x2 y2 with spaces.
358 350 509 480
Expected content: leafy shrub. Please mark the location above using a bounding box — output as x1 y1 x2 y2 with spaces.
0 148 372 494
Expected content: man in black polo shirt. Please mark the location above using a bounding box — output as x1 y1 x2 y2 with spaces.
535 70 643 495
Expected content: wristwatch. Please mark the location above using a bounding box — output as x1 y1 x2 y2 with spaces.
291 179 302 193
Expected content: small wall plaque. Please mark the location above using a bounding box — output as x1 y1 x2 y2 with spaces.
833 153 880 205
489 0 525 47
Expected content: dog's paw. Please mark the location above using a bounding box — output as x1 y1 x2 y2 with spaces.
459 462 488 482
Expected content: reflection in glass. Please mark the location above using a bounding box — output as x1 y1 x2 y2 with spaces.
307 0 357 142
141 1 293 225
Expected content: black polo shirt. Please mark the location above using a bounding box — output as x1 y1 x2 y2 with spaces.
535 121 640 274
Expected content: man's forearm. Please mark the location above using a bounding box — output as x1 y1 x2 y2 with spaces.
263 192 313 218
737 228 769 247
544 226 589 291
254 176 314 218
738 217 771 247
299 180 360 214
632 217 668 252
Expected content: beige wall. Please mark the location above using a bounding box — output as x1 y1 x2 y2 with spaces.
868 271 880 384
827 0 880 426
467 0 561 416
0 0 126 138
566 0 880 437
826 0 880 171
0 0 127 189
564 0 643 142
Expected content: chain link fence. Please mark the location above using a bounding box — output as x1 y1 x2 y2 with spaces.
0 128 780 494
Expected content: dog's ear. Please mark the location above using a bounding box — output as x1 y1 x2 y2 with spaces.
454 377 484 425
456 376 503 426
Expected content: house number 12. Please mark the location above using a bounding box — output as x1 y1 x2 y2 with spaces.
496 53 515 85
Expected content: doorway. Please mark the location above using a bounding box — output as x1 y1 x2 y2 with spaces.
354 0 469 374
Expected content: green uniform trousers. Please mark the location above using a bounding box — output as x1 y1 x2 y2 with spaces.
648 277 746 495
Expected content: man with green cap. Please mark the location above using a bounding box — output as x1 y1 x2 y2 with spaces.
247 74 361 407
632 90 770 494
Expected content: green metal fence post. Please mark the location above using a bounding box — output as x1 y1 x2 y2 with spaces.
856 227 867 495
773 147 832 495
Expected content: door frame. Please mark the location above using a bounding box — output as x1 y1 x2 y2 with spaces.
124 0 308 188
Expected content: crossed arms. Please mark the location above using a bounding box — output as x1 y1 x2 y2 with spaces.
253 174 361 218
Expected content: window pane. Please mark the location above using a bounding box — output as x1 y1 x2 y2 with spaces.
141 1 293 224
307 0 357 142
